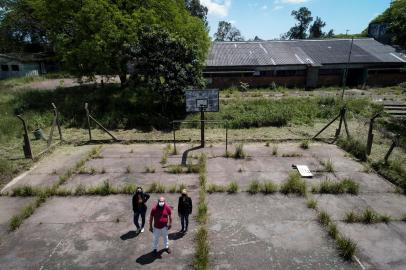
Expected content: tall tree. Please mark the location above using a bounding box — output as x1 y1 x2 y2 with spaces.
309 17 326 38
284 7 313 39
132 26 204 112
1 0 210 85
214 21 244 41
184 0 208 27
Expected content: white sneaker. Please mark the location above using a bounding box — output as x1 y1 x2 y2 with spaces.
141 228 145 233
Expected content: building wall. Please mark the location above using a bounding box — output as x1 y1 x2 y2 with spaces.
317 75 342 86
0 57 41 80
207 75 307 89
366 72 406 86
205 67 406 89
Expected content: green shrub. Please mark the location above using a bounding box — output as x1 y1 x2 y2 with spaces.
272 145 278 156
344 211 358 223
306 198 318 209
194 227 209 269
247 180 261 194
322 158 335 173
280 172 307 196
197 201 208 224
336 236 356 260
207 183 226 193
12 186 35 197
227 182 239 194
372 160 406 192
362 208 380 224
300 140 310 149
167 165 184 174
233 144 246 159
261 181 278 194
147 182 166 193
341 178 359 195
327 223 339 240
318 211 332 226
337 137 367 161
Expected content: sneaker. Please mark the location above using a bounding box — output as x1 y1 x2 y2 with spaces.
141 228 145 233
166 248 171 254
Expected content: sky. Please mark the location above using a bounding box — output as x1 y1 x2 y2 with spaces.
202 0 392 40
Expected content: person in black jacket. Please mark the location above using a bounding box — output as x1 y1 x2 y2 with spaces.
178 189 192 233
132 186 150 233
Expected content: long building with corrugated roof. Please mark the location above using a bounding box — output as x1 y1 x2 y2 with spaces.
204 38 406 88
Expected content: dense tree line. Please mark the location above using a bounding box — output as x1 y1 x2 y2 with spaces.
282 7 334 40
370 0 406 45
0 0 211 115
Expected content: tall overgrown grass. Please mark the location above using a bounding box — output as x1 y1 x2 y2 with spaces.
280 172 307 196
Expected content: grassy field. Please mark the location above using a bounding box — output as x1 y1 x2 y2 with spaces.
0 76 405 191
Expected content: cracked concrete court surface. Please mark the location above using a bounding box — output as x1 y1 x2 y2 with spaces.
0 142 405 269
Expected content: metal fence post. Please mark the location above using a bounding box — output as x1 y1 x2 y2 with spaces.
172 121 177 154
366 113 380 156
17 115 33 159
200 108 205 148
85 103 92 141
52 103 63 141
384 134 400 164
225 123 228 154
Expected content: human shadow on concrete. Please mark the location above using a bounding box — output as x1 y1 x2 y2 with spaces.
120 230 139 241
181 145 203 165
169 231 185 241
136 250 165 265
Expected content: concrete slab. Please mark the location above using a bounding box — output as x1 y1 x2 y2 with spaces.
208 193 358 270
315 195 370 220
1 145 93 193
337 222 406 270
315 194 406 221
60 172 199 192
0 197 35 237
0 194 198 269
309 144 364 172
335 171 397 193
359 194 406 220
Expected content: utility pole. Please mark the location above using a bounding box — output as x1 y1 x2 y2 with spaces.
341 37 354 100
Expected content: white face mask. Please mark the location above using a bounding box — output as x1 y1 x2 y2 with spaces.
158 202 165 207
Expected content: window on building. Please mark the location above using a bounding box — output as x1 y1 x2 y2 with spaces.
276 70 305 77
1 65 9 71
11 65 20 71
319 69 343 76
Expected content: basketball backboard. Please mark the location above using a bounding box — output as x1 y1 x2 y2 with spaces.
185 89 219 112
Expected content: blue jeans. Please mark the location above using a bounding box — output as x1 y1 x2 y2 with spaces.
180 214 189 231
134 210 146 230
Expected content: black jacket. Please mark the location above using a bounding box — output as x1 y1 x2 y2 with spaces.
132 192 150 212
178 195 192 215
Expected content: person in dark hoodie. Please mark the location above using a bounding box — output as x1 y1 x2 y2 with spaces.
178 189 192 233
132 186 150 233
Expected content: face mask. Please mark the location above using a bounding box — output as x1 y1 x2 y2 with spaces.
136 190 142 193
158 202 165 207
182 194 186 197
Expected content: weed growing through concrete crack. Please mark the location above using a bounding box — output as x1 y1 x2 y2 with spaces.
233 144 246 159
312 178 359 195
194 153 209 270
344 208 392 224
300 140 310 149
272 145 278 156
247 180 261 194
306 198 318 209
280 172 307 196
227 182 239 194
322 158 335 173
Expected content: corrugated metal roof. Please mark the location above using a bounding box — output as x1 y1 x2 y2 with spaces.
206 38 406 67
